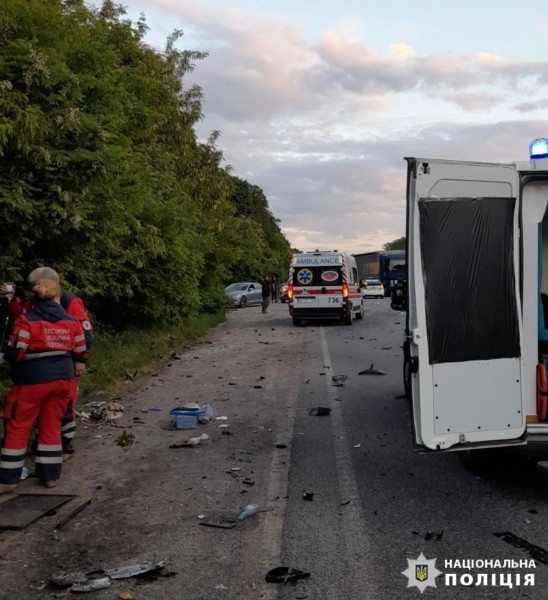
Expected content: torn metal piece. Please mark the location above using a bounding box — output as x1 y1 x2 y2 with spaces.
51 570 99 587
105 561 166 580
358 364 386 376
71 577 111 592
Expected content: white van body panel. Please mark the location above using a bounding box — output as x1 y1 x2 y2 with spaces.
406 158 525 450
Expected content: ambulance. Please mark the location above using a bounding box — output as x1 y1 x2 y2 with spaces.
403 140 548 454
287 250 364 326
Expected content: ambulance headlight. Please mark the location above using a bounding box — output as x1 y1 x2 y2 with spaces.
529 138 548 159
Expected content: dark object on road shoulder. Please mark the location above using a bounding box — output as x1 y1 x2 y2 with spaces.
199 521 235 529
55 499 92 530
331 375 348 386
302 492 314 501
359 364 386 376
265 567 311 584
309 407 331 416
424 530 444 541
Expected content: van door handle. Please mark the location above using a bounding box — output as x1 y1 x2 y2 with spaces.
321 287 326 294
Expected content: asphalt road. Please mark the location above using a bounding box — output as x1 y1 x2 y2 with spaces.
276 298 548 599
3 299 548 600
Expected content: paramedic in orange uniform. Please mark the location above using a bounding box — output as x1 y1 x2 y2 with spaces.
0 273 87 494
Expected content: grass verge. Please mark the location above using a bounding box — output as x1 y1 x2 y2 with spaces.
0 311 226 407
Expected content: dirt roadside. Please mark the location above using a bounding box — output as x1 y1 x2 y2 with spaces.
0 303 307 600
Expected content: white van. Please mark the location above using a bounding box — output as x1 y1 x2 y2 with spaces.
403 155 548 453
288 250 364 326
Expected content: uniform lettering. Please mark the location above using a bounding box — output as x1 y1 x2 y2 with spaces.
475 574 488 585
445 574 457 586
524 574 535 585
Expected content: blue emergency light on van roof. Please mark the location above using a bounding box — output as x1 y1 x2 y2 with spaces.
529 138 548 159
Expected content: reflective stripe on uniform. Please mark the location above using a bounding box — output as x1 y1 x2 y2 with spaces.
36 444 62 452
23 351 70 360
35 456 63 464
0 447 26 470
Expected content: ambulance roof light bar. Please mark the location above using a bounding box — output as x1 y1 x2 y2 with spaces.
529 138 548 160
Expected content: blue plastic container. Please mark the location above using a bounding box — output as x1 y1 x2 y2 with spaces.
175 414 198 430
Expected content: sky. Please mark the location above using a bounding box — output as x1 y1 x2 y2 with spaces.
117 0 548 253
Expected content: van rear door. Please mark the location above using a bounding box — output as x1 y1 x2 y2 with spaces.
405 158 524 451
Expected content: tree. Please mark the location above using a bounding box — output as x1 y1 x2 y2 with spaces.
383 237 405 251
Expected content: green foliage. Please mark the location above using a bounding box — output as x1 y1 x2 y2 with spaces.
0 0 292 329
383 237 406 251
227 177 293 282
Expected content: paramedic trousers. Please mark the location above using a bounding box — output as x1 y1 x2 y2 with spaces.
61 386 78 454
262 295 271 313
0 379 76 485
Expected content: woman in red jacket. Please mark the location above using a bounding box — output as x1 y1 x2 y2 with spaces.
0 274 87 495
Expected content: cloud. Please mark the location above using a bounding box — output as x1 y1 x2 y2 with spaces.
124 0 548 252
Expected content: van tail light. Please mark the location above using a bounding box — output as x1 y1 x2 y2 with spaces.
288 283 294 300
342 282 349 299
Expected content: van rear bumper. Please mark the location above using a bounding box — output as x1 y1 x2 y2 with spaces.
290 306 347 319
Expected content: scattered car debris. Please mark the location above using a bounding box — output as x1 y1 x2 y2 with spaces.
71 577 111 592
51 561 169 592
265 567 311 584
243 478 255 486
169 351 182 360
170 433 209 448
200 522 235 530
340 500 351 506
358 364 387 376
275 444 287 449
79 400 124 423
424 530 444 541
309 407 331 416
55 499 92 530
331 375 348 386
302 492 314 501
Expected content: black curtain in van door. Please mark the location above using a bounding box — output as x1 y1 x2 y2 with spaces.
419 197 520 364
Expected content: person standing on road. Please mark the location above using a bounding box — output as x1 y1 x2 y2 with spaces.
261 275 271 314
0 273 87 494
271 277 277 303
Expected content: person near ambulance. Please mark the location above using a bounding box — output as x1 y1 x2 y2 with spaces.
0 272 87 494
261 275 271 314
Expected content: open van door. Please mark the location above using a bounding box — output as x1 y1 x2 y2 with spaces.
405 158 525 451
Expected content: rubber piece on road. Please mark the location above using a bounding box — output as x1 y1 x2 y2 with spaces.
308 407 331 416
265 567 311 584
